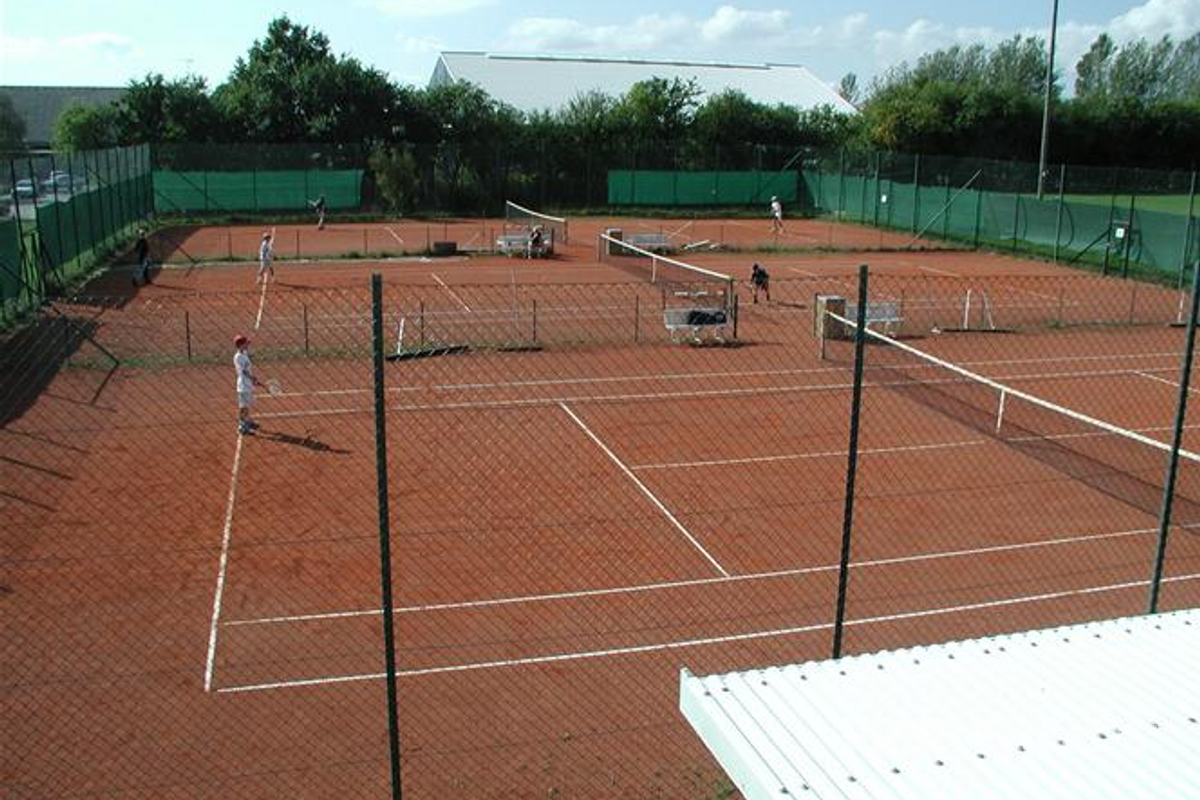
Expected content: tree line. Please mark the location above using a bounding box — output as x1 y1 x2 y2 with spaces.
5 15 1198 195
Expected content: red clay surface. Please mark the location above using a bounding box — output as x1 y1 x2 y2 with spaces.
5 219 1200 797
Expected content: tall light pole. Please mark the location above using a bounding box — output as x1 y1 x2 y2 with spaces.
1037 0 1061 199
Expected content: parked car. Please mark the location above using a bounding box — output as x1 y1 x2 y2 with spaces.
41 171 75 195
14 179 37 200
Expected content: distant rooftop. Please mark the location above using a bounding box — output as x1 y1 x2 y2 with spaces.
429 52 855 115
0 86 126 148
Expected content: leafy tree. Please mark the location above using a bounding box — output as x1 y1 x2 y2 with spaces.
215 15 401 142
613 77 703 160
987 35 1052 97
1075 33 1116 98
0 93 26 152
53 103 120 151
1164 32 1200 100
118 73 224 143
837 73 859 105
369 145 422 213
1108 36 1176 102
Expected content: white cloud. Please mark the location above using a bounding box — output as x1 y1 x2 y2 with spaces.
62 33 135 57
371 0 495 18
700 6 791 44
503 14 695 54
839 13 869 40
400 35 444 55
0 35 49 60
1110 0 1200 42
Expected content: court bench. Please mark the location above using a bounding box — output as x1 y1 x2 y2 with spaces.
663 301 731 344
496 231 553 258
845 300 903 333
626 232 673 253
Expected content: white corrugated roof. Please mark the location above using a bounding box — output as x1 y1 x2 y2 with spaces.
430 52 856 115
681 609 1200 799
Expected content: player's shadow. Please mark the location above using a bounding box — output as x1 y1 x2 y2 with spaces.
258 429 350 454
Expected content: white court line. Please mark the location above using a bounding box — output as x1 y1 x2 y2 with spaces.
226 524 1160 628
1136 371 1200 394
916 264 960 277
254 279 269 330
384 226 404 245
431 273 472 312
204 432 245 692
215 570 1200 693
634 437 986 471
558 401 728 577
786 266 822 278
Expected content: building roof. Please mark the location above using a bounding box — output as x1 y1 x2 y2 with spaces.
430 52 856 115
0 86 126 147
681 609 1200 799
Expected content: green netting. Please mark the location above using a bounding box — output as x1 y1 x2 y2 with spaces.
607 170 798 206
0 218 21 302
153 170 363 213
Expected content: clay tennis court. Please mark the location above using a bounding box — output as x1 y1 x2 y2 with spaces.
5 221 1200 797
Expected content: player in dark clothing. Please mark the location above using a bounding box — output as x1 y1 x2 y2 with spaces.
133 228 150 285
751 263 770 304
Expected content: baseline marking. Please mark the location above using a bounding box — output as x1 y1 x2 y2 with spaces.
916 263 960 277
254 279 269 330
215 571 1200 693
226 523 1161 628
431 273 472 312
204 432 245 692
558 401 728 576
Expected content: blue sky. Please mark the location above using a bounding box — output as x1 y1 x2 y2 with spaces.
3 0 1199 91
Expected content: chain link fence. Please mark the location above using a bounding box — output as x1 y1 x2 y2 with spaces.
3 271 1199 797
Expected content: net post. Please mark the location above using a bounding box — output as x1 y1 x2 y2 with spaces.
1148 243 1200 613
370 273 404 799
832 264 870 660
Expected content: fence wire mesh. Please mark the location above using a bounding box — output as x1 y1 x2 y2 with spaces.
3 272 1198 797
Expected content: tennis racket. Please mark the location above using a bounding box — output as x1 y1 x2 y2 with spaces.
266 378 284 396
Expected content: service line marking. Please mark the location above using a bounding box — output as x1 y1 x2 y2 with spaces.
254 279 269 330
432 273 472 312
204 432 245 692
558 401 728 577
384 226 404 245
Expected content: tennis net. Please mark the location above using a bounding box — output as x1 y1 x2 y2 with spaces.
823 310 1200 525
506 201 568 245
598 232 736 316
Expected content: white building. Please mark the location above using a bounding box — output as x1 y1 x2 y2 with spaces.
429 52 856 115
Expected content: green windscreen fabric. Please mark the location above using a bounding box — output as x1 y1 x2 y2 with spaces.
0 218 21 302
608 170 798 206
153 170 364 213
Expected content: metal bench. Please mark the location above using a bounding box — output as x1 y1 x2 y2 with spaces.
496 231 553 258
845 301 903 334
626 232 673 253
663 306 731 344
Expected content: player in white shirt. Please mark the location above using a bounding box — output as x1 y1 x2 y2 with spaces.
234 335 262 434
257 232 275 284
770 196 784 234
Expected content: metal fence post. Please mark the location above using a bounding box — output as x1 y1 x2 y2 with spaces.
1053 164 1066 263
1178 172 1197 291
832 264 870 660
370 273 403 800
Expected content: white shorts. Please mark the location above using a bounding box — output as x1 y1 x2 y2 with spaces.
259 259 273 274
237 390 254 409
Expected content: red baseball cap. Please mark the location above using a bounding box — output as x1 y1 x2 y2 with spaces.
234 335 249 347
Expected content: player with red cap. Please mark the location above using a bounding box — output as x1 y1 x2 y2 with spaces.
233 334 262 434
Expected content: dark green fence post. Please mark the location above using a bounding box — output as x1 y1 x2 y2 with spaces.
837 147 847 219
371 273 403 800
1053 164 1066 263
973 174 984 250
1122 190 1137 278
911 154 921 234
871 153 881 228
66 151 83 270
1148 250 1200 613
48 152 66 279
832 264 870 660
1104 170 1119 276
1180 172 1198 291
